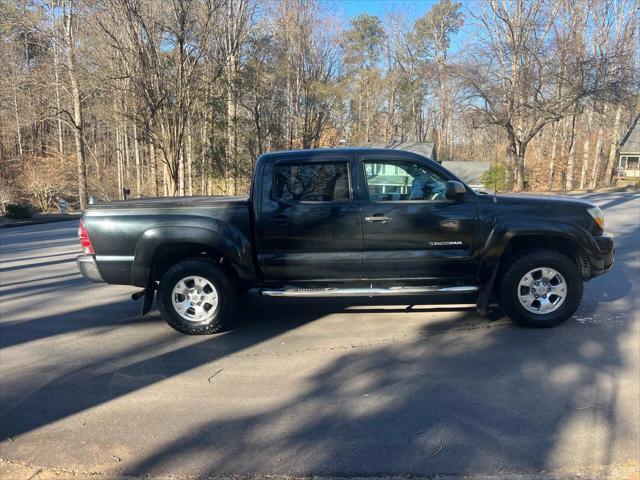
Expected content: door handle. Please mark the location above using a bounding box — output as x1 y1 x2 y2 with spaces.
274 214 289 225
365 214 392 223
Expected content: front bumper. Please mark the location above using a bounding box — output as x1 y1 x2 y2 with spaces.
77 254 105 283
590 232 615 278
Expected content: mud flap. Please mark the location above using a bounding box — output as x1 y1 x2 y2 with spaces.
476 263 499 316
142 268 157 315
142 285 155 315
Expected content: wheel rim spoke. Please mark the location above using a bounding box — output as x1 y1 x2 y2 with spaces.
538 297 553 313
519 292 535 307
173 297 189 313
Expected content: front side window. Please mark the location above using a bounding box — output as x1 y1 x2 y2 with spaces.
274 162 350 202
364 160 448 201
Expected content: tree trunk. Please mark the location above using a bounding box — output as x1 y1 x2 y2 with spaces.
133 123 141 197
547 121 560 190
514 142 526 191
149 141 158 196
64 0 88 209
579 136 591 190
178 147 185 196
589 123 604 189
226 0 239 195
123 123 130 184
579 108 593 190
604 105 622 187
201 123 207 195
52 4 64 156
385 78 395 142
227 57 238 195
186 115 193 196
565 111 578 191
12 84 22 157
116 126 123 199
163 162 170 196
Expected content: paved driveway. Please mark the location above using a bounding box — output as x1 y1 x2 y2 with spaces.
0 192 638 479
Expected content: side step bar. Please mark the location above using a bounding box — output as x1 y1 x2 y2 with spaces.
260 285 478 297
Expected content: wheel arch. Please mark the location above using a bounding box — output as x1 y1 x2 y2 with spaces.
499 235 591 279
478 223 597 280
132 224 257 287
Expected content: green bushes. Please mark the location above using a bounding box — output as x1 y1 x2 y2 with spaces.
481 163 510 192
5 203 34 219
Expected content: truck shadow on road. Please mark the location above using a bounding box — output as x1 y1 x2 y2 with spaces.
123 315 633 476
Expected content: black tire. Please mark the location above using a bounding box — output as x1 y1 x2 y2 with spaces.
157 258 237 335
498 249 583 328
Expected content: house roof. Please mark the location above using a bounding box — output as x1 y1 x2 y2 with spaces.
385 141 437 162
360 141 437 162
442 161 491 185
619 115 640 155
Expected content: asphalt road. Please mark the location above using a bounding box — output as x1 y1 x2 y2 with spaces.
0 192 638 479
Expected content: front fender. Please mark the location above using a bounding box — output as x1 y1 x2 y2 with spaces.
131 222 255 286
477 220 600 282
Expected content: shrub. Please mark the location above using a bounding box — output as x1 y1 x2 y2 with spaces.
5 203 34 219
481 163 510 192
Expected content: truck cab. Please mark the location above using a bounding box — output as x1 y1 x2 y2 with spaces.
252 149 478 285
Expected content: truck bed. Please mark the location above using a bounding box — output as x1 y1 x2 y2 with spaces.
82 195 253 285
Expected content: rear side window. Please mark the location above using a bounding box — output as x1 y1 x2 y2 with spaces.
273 162 350 202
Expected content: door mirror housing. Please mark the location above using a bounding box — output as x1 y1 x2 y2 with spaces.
445 180 466 200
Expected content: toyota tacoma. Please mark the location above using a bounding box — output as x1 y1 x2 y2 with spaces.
76 148 614 334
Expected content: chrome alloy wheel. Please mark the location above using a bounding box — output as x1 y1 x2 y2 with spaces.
517 267 567 315
171 275 219 322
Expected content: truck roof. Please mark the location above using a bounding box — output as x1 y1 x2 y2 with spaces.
258 147 438 163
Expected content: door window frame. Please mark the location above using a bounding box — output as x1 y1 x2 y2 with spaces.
270 158 354 205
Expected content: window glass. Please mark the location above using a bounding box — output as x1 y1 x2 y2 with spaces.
619 156 626 168
364 160 448 201
274 162 350 202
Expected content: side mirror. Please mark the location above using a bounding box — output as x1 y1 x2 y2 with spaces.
445 180 466 200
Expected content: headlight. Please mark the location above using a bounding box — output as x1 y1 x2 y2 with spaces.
588 206 605 230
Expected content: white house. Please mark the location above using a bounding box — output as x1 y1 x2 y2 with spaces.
618 115 640 178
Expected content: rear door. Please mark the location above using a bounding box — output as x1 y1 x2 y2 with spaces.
255 154 363 281
358 153 479 281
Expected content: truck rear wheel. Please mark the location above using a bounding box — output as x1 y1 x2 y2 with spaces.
498 249 583 328
158 259 237 335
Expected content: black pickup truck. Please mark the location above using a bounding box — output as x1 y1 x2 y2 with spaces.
77 148 614 334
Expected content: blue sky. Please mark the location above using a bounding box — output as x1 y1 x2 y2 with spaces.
331 0 474 54
342 0 436 20
339 0 444 22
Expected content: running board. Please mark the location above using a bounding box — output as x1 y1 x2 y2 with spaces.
260 285 478 297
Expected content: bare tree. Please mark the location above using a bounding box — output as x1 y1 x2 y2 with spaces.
99 0 221 196
463 0 632 191
63 0 89 208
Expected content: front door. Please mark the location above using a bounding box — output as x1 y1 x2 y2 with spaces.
256 156 363 281
359 155 479 281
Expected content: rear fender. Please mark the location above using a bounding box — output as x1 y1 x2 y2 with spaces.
131 223 255 287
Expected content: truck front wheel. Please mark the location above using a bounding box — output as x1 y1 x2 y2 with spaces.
499 249 583 328
158 259 237 335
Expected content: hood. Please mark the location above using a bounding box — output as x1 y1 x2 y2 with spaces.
492 193 595 209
